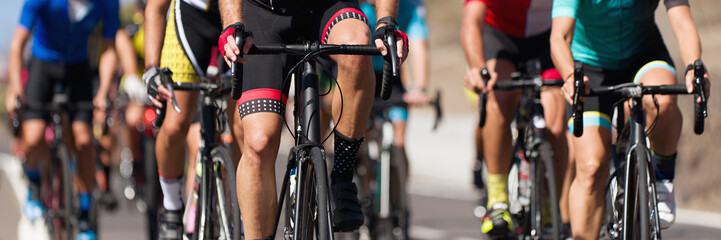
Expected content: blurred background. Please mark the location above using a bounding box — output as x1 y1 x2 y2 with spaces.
0 0 718 239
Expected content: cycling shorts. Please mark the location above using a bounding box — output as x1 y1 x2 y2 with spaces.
567 45 675 133
23 57 93 123
238 0 370 119
160 0 222 83
482 25 554 71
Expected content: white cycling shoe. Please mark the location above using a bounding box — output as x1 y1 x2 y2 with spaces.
655 180 676 229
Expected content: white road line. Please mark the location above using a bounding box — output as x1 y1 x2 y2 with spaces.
676 208 721 229
0 153 51 240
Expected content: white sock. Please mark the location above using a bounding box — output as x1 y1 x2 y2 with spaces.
159 176 185 211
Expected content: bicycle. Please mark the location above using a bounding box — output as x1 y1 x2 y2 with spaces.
571 61 708 240
112 93 163 240
230 37 397 239
14 84 99 240
478 60 563 240
356 90 442 240
154 68 242 240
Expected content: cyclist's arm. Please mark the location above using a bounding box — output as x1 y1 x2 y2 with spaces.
115 30 140 77
407 39 428 90
8 0 43 100
144 0 171 68
667 4 700 68
406 3 429 92
219 0 243 28
549 16 575 83
460 0 486 70
96 0 120 107
7 27 30 99
666 3 710 98
96 40 117 107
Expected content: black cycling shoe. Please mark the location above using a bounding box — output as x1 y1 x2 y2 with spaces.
331 181 364 232
97 191 118 211
158 208 184 240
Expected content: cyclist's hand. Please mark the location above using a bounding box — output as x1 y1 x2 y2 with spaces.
561 73 590 104
143 66 171 108
122 74 147 103
464 67 496 93
403 89 430 106
374 23 409 65
219 23 253 67
5 88 22 117
685 68 711 103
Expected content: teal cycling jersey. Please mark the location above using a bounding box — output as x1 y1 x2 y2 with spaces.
361 0 428 73
552 0 687 70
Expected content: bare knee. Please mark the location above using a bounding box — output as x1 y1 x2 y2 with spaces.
242 130 278 171
161 117 191 142
574 156 608 193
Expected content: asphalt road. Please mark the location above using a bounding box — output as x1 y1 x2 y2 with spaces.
1 111 720 239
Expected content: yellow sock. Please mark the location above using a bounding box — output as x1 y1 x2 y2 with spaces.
486 173 509 209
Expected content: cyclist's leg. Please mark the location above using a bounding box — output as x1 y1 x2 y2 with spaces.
566 64 615 239
634 60 681 228
235 3 293 237
324 3 373 231
122 101 144 163
568 126 611 239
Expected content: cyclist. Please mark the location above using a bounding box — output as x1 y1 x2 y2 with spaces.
461 0 570 236
143 0 244 238
550 0 711 238
359 0 429 232
218 0 408 238
6 0 119 239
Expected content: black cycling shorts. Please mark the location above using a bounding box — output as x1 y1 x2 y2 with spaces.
23 57 93 123
482 25 554 71
568 42 675 133
238 0 370 119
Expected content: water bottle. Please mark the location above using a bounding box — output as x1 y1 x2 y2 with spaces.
518 152 531 206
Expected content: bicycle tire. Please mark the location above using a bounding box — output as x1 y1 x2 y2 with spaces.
293 150 318 240
621 147 639 240
59 145 77 240
211 147 243 240
390 145 410 240
537 141 562 240
310 147 333 240
194 156 215 240
636 147 650 240
143 137 161 240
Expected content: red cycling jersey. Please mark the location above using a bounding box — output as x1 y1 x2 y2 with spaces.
465 0 552 38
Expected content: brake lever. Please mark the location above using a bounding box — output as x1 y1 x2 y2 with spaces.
161 68 182 113
384 27 400 77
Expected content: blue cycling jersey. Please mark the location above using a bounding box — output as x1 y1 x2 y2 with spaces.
19 0 119 64
361 0 428 73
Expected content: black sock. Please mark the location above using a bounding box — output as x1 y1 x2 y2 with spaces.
331 130 364 183
653 151 676 181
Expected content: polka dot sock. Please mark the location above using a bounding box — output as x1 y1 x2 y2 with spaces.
331 130 364 183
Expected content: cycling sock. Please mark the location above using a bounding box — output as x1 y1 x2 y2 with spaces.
652 151 676 181
159 176 185 211
486 173 509 209
79 192 92 221
23 167 41 186
331 130 364 183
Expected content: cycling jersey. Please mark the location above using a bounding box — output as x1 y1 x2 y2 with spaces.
552 0 688 70
362 0 428 73
464 0 552 38
19 0 119 64
160 0 221 83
